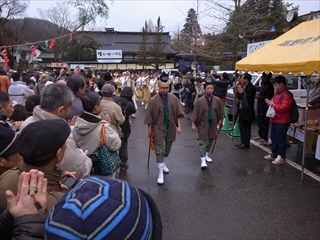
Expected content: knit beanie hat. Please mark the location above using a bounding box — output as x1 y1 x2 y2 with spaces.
45 176 162 239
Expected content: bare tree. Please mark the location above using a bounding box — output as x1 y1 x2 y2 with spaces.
67 0 110 25
37 2 83 61
0 0 28 32
0 0 29 68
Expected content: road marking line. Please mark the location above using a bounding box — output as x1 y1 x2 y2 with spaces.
250 140 320 182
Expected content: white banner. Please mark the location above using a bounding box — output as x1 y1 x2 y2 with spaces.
247 40 272 56
97 59 122 63
96 50 122 59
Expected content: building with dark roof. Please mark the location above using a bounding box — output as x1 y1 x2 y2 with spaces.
67 28 177 70
299 10 320 21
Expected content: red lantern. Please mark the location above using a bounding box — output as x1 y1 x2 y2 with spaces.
2 48 9 64
49 39 55 49
70 34 73 43
30 45 37 57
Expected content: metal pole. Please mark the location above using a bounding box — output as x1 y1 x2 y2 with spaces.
300 77 310 184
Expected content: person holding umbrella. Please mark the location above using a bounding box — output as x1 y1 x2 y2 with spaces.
191 78 224 169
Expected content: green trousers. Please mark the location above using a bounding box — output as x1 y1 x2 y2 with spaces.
199 139 213 157
154 127 173 163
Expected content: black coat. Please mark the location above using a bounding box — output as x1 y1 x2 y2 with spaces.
114 87 136 138
238 82 256 121
257 81 274 113
212 77 229 98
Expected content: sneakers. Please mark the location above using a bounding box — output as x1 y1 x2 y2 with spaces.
252 136 261 140
141 102 144 106
272 155 286 165
267 139 272 146
264 154 276 160
258 139 268 145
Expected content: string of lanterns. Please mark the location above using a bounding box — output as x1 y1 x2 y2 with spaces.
1 33 74 66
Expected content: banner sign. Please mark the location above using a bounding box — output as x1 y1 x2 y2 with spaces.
96 50 122 59
247 40 272 56
50 62 69 68
96 50 122 63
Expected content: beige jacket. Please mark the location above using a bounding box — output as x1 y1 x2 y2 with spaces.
99 97 125 136
72 111 122 155
19 106 92 180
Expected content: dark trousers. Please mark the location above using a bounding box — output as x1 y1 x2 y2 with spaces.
257 108 270 141
270 123 290 159
119 137 128 165
239 115 252 146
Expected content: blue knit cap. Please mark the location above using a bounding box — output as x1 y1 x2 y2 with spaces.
45 176 154 240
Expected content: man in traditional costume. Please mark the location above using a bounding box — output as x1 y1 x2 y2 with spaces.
148 74 159 98
136 72 150 109
191 78 224 169
144 78 184 185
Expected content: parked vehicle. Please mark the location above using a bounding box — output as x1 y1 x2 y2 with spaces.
225 72 319 116
226 72 262 115
217 70 235 81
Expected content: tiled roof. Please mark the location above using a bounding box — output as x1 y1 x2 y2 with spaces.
85 31 177 54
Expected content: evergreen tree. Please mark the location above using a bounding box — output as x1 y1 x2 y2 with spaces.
136 21 150 69
64 34 101 61
149 17 166 70
179 8 202 53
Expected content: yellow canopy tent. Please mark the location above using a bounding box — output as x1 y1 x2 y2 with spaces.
236 19 320 76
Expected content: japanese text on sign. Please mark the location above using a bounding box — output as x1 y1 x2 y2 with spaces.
278 35 320 47
96 50 123 59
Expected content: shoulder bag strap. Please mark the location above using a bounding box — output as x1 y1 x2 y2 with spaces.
100 122 106 146
280 90 289 102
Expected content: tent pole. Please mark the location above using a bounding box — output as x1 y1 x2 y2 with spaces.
300 76 311 184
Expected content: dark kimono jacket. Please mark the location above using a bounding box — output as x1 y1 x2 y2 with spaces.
191 95 224 141
144 93 184 145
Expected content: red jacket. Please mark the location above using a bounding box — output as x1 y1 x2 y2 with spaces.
270 86 293 124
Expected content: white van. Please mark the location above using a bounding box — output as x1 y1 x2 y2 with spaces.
225 72 262 115
217 70 236 81
256 73 319 104
225 72 319 116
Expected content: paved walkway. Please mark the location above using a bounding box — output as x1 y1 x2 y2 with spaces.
117 104 320 239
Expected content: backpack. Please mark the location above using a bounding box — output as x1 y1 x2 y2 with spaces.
173 77 183 90
280 90 299 123
114 97 127 116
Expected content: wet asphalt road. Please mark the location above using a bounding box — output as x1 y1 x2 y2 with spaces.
116 100 320 239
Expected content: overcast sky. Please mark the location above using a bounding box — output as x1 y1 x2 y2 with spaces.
26 0 320 33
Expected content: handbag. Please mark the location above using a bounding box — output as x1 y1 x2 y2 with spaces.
98 123 122 175
266 104 276 118
241 93 253 122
